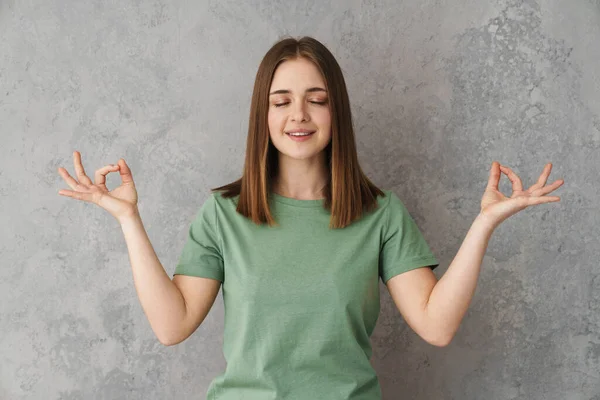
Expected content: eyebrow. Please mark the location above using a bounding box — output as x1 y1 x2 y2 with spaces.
269 87 327 95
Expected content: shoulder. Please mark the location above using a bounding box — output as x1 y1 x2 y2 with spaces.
375 189 414 230
377 188 404 211
207 190 240 215
210 189 237 203
191 191 228 219
355 188 401 225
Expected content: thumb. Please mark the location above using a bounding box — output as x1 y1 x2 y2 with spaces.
118 158 134 184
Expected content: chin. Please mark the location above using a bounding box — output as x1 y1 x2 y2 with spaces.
280 150 322 161
270 135 331 161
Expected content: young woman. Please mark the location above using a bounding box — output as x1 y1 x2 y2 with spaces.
57 36 563 400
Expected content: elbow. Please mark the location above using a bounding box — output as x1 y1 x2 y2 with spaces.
159 337 181 347
160 339 176 347
429 335 452 347
422 318 455 347
158 336 176 346
157 333 182 347
156 320 195 346
425 331 453 347
421 306 454 347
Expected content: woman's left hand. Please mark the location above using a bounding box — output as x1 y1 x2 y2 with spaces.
479 161 564 228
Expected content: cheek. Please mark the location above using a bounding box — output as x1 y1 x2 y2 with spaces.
267 111 280 135
316 111 332 132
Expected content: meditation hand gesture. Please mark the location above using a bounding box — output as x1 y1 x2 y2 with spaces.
479 161 564 228
57 151 139 223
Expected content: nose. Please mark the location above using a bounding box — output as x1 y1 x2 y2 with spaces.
290 101 310 122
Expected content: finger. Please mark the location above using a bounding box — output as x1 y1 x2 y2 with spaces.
95 164 120 186
57 188 95 202
117 158 134 184
532 179 564 196
499 164 523 192
486 161 501 191
57 167 83 190
73 151 93 186
534 163 552 187
526 196 561 206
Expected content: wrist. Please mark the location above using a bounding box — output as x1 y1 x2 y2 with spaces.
118 206 141 226
475 211 499 231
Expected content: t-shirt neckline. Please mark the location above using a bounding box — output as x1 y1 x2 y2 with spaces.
270 191 325 208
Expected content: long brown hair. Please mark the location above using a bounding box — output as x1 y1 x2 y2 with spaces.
211 36 386 229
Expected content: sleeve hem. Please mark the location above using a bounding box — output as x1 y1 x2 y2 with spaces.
211 192 225 267
381 256 440 284
382 190 393 248
173 263 224 282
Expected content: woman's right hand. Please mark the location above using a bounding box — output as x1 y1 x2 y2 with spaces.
58 151 139 223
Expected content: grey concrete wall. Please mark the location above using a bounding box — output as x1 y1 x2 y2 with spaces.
1 0 598 399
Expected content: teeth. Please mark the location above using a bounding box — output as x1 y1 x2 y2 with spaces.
288 132 314 136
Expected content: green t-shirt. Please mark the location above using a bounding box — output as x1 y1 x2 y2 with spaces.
173 189 439 400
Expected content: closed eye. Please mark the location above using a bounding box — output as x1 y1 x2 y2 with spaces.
274 101 327 108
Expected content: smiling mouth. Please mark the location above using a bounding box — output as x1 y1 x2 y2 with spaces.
286 132 316 137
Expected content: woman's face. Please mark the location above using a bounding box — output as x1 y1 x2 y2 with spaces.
267 58 332 162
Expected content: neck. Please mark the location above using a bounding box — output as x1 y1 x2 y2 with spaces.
272 153 329 200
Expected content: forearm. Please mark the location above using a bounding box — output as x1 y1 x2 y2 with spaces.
119 210 187 345
425 213 497 344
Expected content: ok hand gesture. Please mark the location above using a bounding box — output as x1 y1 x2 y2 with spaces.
479 161 564 228
57 151 139 223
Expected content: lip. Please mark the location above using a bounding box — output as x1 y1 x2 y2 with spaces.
287 132 314 142
284 128 316 134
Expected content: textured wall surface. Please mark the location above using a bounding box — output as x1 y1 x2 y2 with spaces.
1 0 599 399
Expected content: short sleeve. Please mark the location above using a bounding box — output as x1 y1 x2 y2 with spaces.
379 191 439 284
173 193 224 282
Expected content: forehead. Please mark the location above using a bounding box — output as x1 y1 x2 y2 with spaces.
270 58 325 89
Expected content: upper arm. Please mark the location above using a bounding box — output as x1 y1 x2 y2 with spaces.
378 191 442 345
168 193 225 345
385 266 441 346
169 274 221 345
